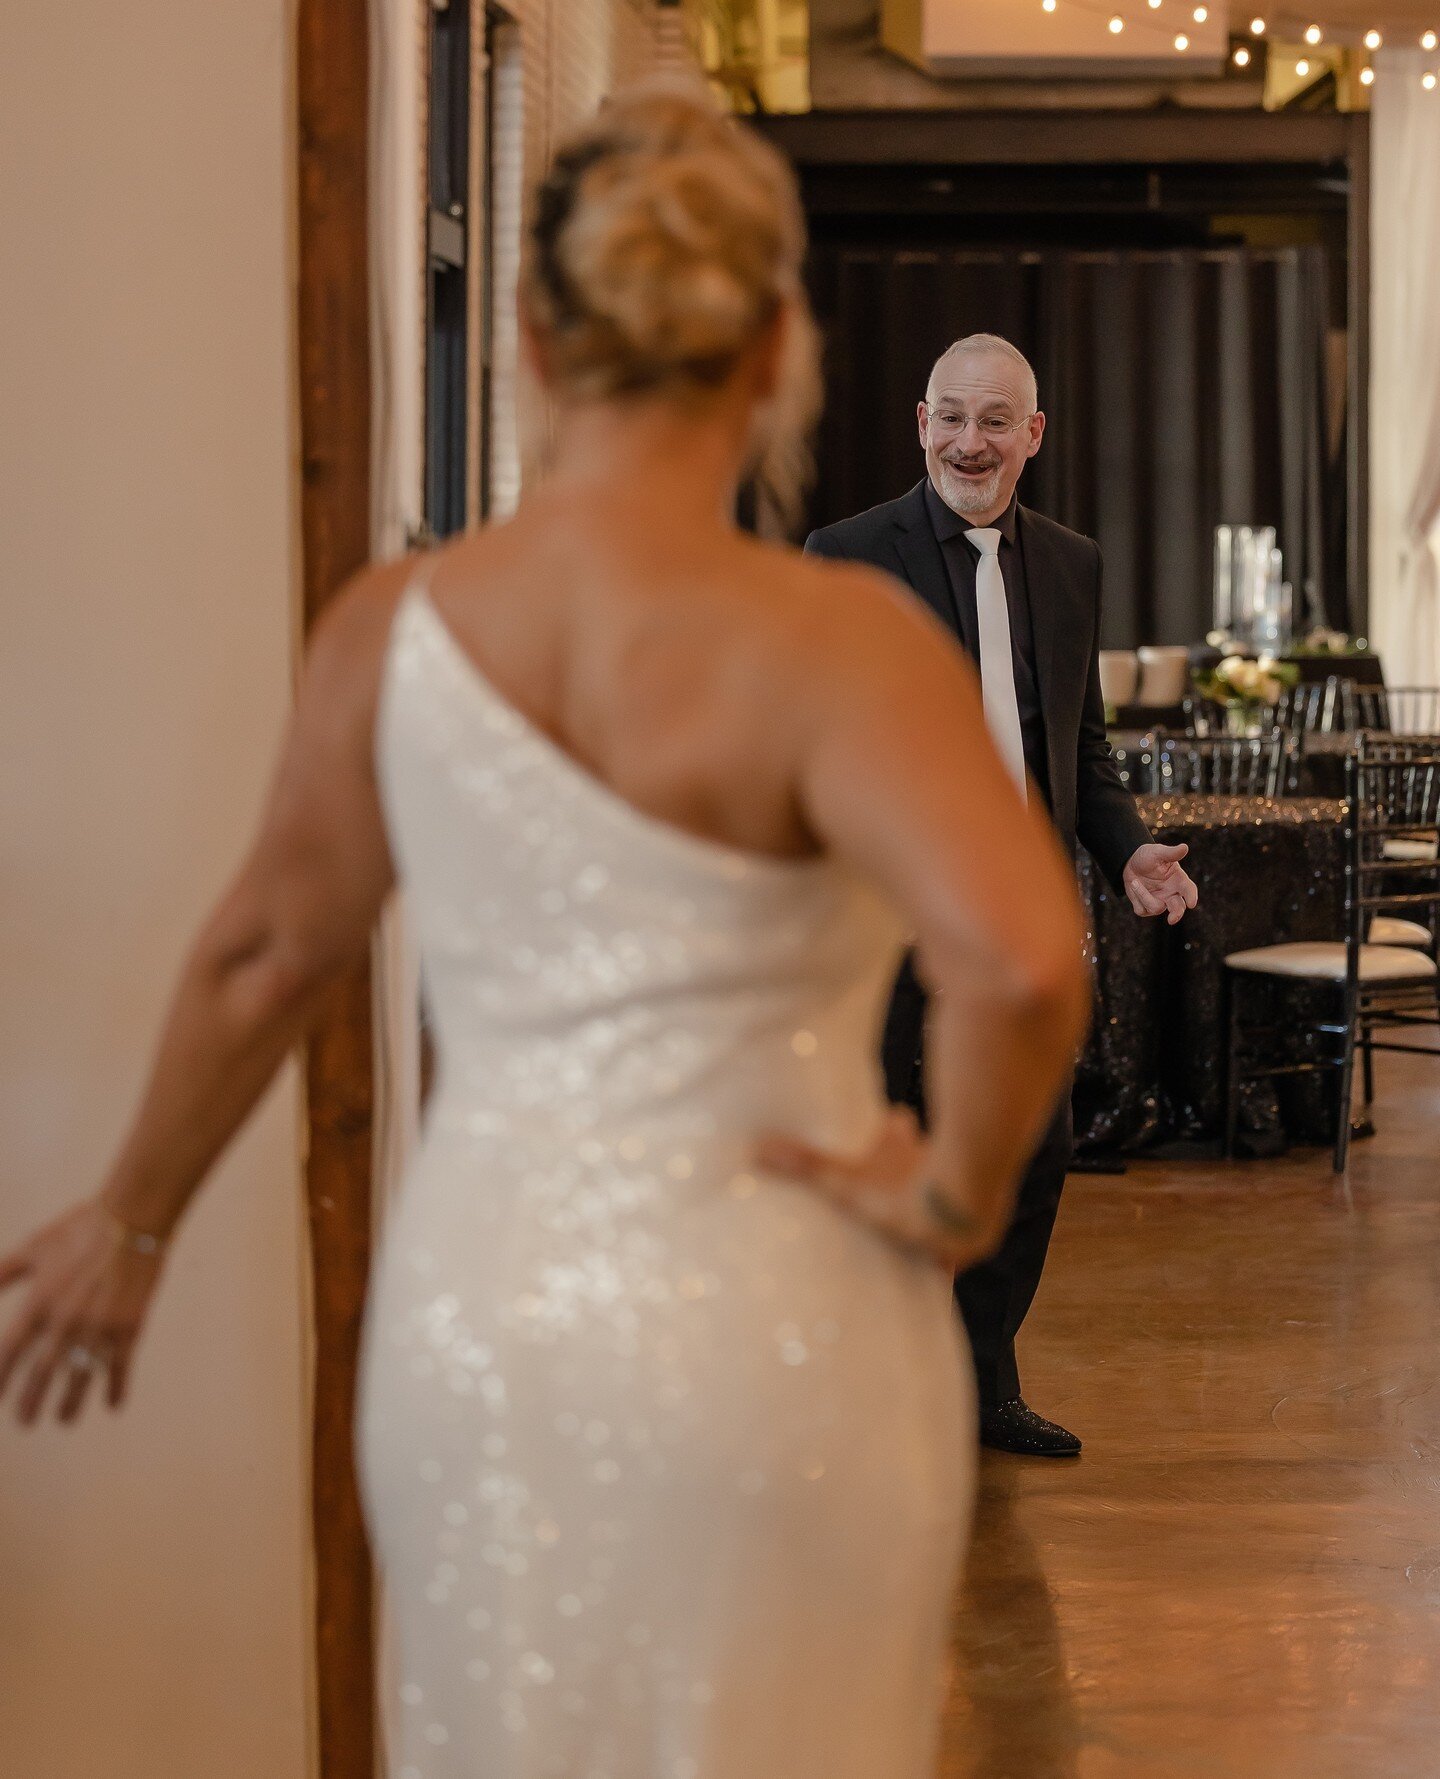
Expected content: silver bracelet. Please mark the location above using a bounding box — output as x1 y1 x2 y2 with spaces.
99 1204 169 1257
920 1182 980 1239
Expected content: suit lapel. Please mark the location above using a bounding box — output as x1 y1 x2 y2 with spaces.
890 481 964 638
1016 505 1068 800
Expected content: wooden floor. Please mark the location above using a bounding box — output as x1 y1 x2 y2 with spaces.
943 1052 1440 1779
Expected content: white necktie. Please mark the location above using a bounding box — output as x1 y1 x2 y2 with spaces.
969 527 1028 801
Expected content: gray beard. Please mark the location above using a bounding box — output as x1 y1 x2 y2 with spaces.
935 461 1003 517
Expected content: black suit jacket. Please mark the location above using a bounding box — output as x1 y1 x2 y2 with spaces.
804 479 1150 893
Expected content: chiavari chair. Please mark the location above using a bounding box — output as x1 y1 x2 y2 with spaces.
1147 731 1296 798
1222 741 1440 1170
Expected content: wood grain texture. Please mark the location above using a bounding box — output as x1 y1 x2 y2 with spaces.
941 1049 1440 1777
297 3 375 1775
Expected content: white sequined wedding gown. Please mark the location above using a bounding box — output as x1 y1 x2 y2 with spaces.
359 584 974 1779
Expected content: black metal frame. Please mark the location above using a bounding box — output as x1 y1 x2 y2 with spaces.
1345 686 1440 735
1185 680 1348 744
1147 730 1297 798
425 0 472 539
1224 742 1440 1171
1275 678 1348 740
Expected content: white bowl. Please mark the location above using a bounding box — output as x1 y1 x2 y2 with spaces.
1136 645 1191 707
1098 650 1139 708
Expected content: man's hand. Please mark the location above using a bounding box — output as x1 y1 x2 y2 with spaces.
1123 842 1198 925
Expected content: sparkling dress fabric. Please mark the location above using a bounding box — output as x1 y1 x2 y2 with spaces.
359 588 973 1779
1075 794 1346 1155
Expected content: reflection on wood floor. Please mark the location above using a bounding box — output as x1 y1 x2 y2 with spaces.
943 1052 1440 1779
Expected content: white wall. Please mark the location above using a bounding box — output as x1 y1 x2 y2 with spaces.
1368 50 1440 688
0 6 315 1777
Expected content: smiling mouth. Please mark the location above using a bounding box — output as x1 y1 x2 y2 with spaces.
946 458 1000 477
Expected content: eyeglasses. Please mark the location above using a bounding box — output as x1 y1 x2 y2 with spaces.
924 406 1034 439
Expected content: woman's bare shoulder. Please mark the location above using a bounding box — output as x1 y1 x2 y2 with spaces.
287 554 430 755
303 523 534 714
758 542 968 693
308 554 421 661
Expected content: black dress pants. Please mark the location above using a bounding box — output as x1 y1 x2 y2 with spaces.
881 954 1073 1410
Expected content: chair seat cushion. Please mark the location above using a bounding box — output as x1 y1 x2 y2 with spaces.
1225 941 1438 982
1369 915 1433 946
1382 836 1439 862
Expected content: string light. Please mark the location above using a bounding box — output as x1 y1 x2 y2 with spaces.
1026 5 1431 70
1425 69 1439 86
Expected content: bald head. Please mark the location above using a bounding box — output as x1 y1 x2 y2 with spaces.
918 332 1045 524
926 334 1038 413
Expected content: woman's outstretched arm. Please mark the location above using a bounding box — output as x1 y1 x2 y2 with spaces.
0 562 410 1423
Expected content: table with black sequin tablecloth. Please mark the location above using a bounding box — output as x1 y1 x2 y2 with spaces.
1074 794 1346 1157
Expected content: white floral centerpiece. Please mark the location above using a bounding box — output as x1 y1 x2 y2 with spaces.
1192 653 1299 737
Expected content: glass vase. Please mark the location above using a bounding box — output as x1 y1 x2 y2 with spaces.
1223 702 1264 738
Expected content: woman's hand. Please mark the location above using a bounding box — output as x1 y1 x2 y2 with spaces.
0 1201 168 1426
754 1107 998 1271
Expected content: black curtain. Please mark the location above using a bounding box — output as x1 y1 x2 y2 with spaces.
806 244 1337 645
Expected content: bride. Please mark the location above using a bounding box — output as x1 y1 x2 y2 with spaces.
0 83 1087 1778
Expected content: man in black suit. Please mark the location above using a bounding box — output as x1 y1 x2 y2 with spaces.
805 333 1197 1457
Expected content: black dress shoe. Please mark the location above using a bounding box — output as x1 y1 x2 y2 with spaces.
979 1399 1082 1458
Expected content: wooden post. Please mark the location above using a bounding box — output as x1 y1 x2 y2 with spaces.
296 4 375 1777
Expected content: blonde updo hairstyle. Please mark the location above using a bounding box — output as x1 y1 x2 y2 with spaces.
522 82 822 533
